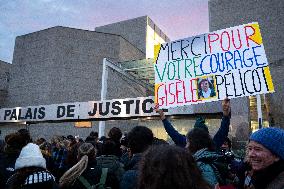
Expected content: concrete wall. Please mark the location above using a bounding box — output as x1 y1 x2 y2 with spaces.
8 26 145 107
1 26 146 139
0 60 11 108
209 0 284 63
209 0 284 135
95 16 148 54
267 59 284 126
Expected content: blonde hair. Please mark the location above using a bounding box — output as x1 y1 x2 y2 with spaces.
59 155 88 188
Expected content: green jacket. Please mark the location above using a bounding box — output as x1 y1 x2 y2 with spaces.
194 148 226 187
96 155 125 181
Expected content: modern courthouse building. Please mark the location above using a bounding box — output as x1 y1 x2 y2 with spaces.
0 0 283 147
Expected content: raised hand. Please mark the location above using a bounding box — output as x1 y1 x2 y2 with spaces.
222 98 231 117
155 104 166 120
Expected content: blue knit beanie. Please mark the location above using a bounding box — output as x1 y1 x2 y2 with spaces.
250 127 284 160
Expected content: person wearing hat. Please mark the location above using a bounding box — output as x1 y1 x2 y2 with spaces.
5 143 58 189
156 98 231 150
245 127 284 189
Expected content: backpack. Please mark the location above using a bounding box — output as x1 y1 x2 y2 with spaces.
197 155 232 186
208 161 229 186
78 168 111 189
96 155 124 180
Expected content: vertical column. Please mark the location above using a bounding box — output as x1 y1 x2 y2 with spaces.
99 58 108 137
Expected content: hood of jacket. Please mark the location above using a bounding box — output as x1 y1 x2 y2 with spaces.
194 148 224 163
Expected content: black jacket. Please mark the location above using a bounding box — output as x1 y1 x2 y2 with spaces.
6 169 58 189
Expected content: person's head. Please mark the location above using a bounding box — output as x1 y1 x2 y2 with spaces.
67 135 77 146
194 117 209 133
186 128 215 153
120 134 128 147
102 138 117 155
108 127 122 142
99 136 107 142
67 135 75 141
50 135 61 145
247 127 284 171
138 145 210 189
15 143 46 170
17 128 32 143
77 142 96 160
199 79 210 92
128 126 153 154
10 143 56 188
35 138 46 146
5 132 29 153
221 137 232 151
90 131 98 138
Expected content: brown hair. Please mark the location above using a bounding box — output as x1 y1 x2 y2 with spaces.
186 128 215 153
108 127 122 142
138 145 211 189
77 142 96 160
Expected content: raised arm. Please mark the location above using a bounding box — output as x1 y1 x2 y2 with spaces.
156 108 186 147
213 98 231 150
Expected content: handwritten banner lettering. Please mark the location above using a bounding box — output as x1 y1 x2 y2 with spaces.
154 22 274 108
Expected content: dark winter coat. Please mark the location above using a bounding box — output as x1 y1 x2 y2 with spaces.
71 160 120 189
5 170 58 189
162 116 230 149
248 160 284 189
194 148 227 187
0 148 20 186
120 153 142 189
96 155 125 181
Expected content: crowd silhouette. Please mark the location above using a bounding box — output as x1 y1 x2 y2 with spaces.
0 99 283 189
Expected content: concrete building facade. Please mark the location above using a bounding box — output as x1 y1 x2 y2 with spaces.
209 0 284 132
8 26 146 108
0 60 11 108
1 7 282 144
0 16 177 140
95 16 170 59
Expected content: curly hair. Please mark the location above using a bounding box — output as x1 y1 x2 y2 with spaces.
138 145 210 189
186 128 215 153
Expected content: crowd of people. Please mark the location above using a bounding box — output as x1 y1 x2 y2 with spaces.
0 99 283 189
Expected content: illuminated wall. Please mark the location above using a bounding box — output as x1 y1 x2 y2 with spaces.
146 17 169 58
249 95 270 132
